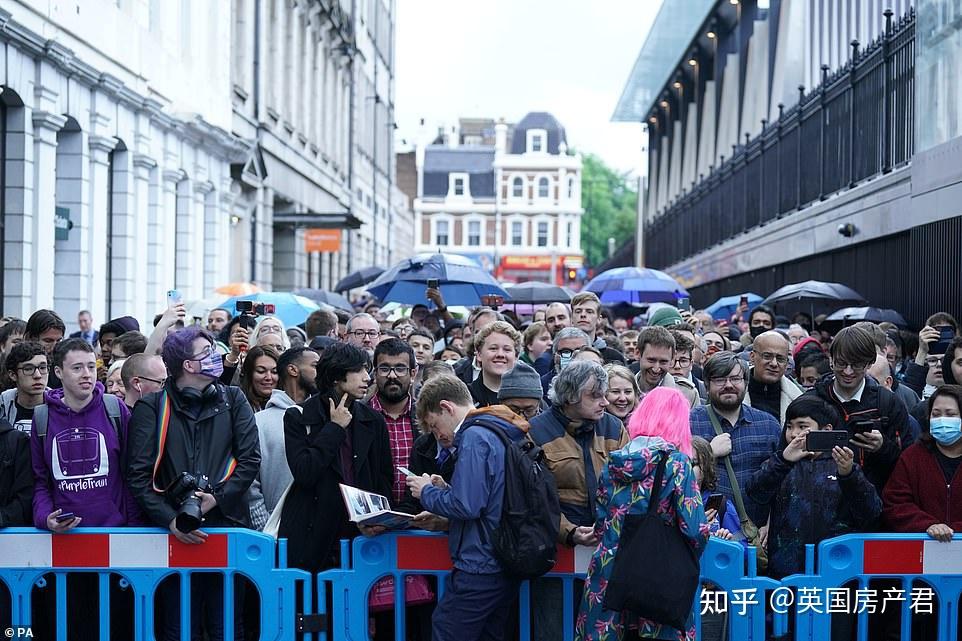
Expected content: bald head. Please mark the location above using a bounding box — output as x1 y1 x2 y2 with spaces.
867 352 893 390
750 331 792 384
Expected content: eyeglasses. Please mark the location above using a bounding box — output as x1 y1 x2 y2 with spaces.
189 345 213 361
925 356 944 368
258 325 283 334
709 375 745 387
351 330 380 339
506 405 540 419
832 361 869 374
17 363 49 376
758 352 789 365
673 357 692 367
139 376 167 386
375 365 412 377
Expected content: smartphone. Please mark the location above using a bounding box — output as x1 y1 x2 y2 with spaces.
397 465 415 477
931 327 955 356
481 294 504 308
676 297 690 311
426 279 440 290
806 431 851 452
739 295 749 307
167 290 182 306
851 419 877 434
55 512 76 522
705 493 726 513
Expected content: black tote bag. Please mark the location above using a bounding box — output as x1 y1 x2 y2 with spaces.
602 454 701 630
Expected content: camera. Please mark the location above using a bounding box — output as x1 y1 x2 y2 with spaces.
164 472 212 533
480 294 504 309
235 301 276 330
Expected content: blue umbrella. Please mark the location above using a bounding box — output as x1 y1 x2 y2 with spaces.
217 292 320 327
584 267 689 304
705 293 764 321
293 288 354 312
367 253 509 307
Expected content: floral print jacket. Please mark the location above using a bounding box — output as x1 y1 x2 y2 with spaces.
575 436 710 641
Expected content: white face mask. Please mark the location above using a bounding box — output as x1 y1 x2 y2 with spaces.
444 359 459 366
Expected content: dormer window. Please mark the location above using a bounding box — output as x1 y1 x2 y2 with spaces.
527 128 548 153
449 172 469 197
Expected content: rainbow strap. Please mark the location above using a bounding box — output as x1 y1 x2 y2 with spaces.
150 389 239 492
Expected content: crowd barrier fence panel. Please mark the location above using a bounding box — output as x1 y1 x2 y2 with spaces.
316 531 777 641
780 533 962 641
0 527 309 641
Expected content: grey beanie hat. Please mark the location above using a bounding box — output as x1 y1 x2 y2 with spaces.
498 361 543 401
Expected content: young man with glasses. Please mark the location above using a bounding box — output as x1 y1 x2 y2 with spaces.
119 353 169 410
690 351 782 527
127 326 260 641
1 341 49 433
746 331 803 424
345 313 381 356
367 338 420 505
805 325 907 492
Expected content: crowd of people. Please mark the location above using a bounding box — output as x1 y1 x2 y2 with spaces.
0 289 959 641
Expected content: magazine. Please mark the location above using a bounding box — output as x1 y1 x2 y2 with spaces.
339 484 416 529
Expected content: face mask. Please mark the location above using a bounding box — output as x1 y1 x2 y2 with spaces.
930 416 962 446
559 353 573 370
444 359 459 367
749 325 767 340
197 351 224 379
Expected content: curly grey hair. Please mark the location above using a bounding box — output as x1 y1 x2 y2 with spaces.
549 360 608 406
552 326 591 353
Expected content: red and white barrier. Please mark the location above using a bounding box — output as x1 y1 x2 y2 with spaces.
0 533 229 568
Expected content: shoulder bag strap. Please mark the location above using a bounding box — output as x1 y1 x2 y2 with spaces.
706 406 751 525
647 454 670 516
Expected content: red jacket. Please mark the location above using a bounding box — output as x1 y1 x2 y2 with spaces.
882 443 962 532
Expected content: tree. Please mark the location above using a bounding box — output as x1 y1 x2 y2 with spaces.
579 153 637 269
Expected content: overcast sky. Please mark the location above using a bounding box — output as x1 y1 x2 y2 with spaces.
394 0 662 178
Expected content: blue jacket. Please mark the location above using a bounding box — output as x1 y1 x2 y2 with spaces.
746 440 881 579
420 407 527 574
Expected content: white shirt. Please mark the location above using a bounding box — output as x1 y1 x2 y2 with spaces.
833 377 866 403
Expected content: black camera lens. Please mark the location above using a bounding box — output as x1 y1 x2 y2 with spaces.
175 495 205 533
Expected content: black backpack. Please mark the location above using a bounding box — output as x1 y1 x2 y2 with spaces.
470 417 561 579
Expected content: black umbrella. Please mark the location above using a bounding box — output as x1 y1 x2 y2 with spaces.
826 307 908 327
505 281 575 304
762 279 867 321
334 266 386 293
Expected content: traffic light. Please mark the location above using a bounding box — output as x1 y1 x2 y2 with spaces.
567 269 577 282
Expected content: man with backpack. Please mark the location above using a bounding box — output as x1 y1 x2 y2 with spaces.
407 375 559 641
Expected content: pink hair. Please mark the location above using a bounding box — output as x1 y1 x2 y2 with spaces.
627 387 692 457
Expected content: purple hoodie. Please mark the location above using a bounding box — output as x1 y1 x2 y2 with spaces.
31 382 144 528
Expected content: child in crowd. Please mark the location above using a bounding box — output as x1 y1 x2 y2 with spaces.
691 436 744 542
746 396 881 579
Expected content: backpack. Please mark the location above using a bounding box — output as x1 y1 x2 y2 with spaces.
470 417 561 579
33 393 123 442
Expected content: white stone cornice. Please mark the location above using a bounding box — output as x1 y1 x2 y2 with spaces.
89 135 119 155
132 154 157 170
194 180 215 195
31 111 67 132
162 169 186 184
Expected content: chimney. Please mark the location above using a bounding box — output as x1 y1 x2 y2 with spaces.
448 125 459 149
495 120 507 154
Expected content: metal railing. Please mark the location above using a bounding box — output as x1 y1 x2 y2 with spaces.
645 8 915 270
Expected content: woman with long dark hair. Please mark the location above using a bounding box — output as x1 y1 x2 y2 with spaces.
239 346 279 412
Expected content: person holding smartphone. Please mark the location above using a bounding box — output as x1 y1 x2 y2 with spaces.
902 312 959 400
746 396 881 580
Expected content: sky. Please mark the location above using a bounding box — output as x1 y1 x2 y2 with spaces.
394 0 663 178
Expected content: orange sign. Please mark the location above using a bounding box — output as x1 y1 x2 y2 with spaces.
304 228 341 253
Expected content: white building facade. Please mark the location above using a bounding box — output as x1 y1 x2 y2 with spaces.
1 0 408 330
413 112 584 284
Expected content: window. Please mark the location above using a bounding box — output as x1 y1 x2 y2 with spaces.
566 221 573 247
538 177 550 199
468 220 481 246
449 172 469 197
567 176 575 199
512 176 524 198
537 222 549 247
436 220 449 246
511 221 523 246
527 128 548 153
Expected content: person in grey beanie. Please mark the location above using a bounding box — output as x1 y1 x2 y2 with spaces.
498 361 545 421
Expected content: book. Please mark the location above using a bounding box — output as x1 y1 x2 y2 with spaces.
339 483 416 530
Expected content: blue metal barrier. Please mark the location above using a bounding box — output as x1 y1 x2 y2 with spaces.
0 527 308 641
781 533 962 641
315 531 776 641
